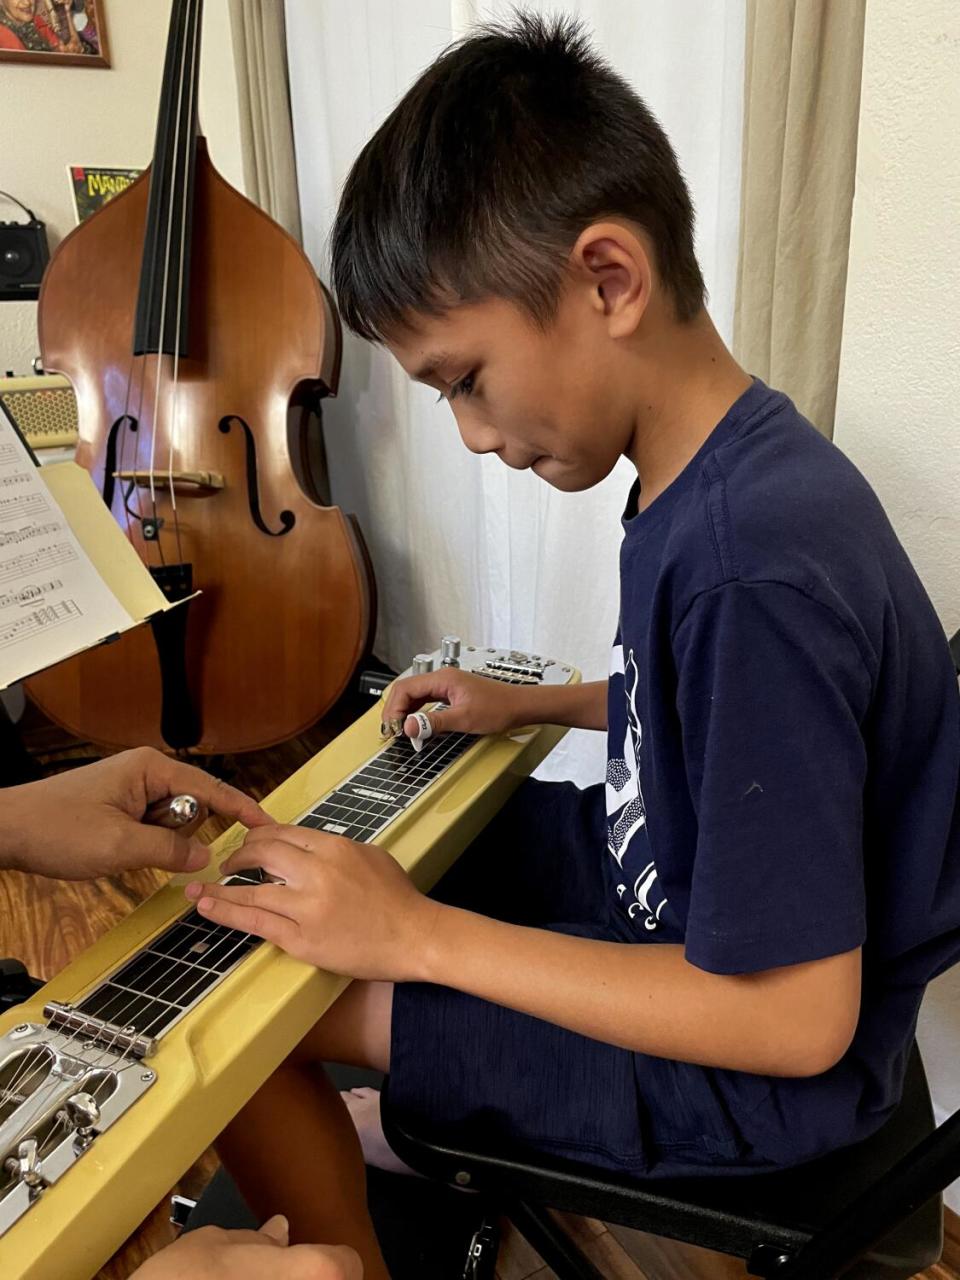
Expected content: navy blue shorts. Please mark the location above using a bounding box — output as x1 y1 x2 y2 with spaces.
389 780 762 1178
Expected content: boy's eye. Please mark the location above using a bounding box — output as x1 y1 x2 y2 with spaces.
437 372 476 403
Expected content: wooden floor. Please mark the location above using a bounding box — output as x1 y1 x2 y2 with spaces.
3 697 957 1279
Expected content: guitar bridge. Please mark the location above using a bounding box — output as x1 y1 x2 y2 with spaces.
43 1002 157 1060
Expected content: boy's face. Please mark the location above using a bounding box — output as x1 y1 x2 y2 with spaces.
387 285 637 493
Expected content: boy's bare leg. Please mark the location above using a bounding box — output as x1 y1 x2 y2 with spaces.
216 980 394 1280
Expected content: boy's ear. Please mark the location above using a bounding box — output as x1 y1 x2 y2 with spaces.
571 221 653 338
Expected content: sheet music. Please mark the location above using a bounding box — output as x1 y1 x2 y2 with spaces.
0 404 134 687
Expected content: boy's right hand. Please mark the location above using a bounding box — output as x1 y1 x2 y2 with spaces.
381 668 528 741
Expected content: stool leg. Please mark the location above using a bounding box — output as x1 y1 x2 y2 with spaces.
767 1110 960 1280
505 1201 607 1280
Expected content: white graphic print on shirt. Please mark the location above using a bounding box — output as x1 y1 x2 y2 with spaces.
606 643 668 931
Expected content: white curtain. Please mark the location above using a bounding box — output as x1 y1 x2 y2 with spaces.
285 0 745 785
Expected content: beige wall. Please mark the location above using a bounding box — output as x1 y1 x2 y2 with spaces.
834 0 960 1210
0 0 244 373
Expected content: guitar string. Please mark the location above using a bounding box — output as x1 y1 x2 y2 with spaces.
11 687 503 1167
25 730 473 1166
10 730 475 1160
1 706 470 1122
76 728 473 1075
70 727 473 1087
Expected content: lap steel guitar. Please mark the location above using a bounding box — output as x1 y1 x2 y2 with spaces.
0 638 577 1280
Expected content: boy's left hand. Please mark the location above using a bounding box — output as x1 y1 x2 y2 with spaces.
183 825 440 981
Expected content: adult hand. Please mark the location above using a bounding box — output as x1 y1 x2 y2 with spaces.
381 667 528 742
185 825 439 983
130 1215 362 1280
3 748 272 880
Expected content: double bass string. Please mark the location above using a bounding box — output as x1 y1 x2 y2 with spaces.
113 0 196 571
166 0 204 567
145 17 188 561
146 0 199 566
116 353 150 546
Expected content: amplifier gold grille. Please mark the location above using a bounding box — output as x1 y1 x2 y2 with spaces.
0 375 79 450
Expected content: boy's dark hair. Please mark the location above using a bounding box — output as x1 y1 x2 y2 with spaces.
331 12 706 343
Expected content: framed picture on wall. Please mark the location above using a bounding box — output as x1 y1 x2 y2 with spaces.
0 1 110 67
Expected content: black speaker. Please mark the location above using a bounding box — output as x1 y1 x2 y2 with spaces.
0 220 50 302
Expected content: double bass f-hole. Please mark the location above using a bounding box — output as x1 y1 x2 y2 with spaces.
102 413 138 511
103 413 292 539
218 415 295 537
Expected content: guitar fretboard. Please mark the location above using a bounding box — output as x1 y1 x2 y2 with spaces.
299 729 475 841
75 870 264 1040
74 728 477 1042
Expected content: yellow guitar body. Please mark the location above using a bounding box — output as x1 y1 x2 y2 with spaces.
0 648 576 1279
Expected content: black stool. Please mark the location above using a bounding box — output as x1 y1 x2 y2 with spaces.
381 1043 958 1278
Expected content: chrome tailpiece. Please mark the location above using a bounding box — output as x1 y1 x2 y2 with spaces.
0 1021 156 1235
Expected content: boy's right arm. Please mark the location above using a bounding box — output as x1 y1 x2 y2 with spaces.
381 670 608 738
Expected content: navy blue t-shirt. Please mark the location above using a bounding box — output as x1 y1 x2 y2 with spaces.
605 378 960 1164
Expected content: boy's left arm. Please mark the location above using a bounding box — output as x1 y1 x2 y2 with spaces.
414 907 862 1078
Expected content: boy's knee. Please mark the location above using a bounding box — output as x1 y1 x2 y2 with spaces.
290 980 393 1073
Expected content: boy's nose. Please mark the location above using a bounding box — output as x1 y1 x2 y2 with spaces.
457 415 504 457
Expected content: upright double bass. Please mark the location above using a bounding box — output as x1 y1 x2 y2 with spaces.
27 0 373 754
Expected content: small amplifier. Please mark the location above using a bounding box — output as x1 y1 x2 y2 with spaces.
0 219 50 301
0 374 78 451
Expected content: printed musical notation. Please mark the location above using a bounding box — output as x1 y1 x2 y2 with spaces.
0 543 78 587
0 492 51 521
0 602 82 652
0 401 133 688
0 579 64 612
0 521 62 549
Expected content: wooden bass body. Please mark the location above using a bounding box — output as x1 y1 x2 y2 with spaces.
0 645 577 1279
27 147 373 754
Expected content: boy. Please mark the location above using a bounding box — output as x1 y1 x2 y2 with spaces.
186 16 960 1278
